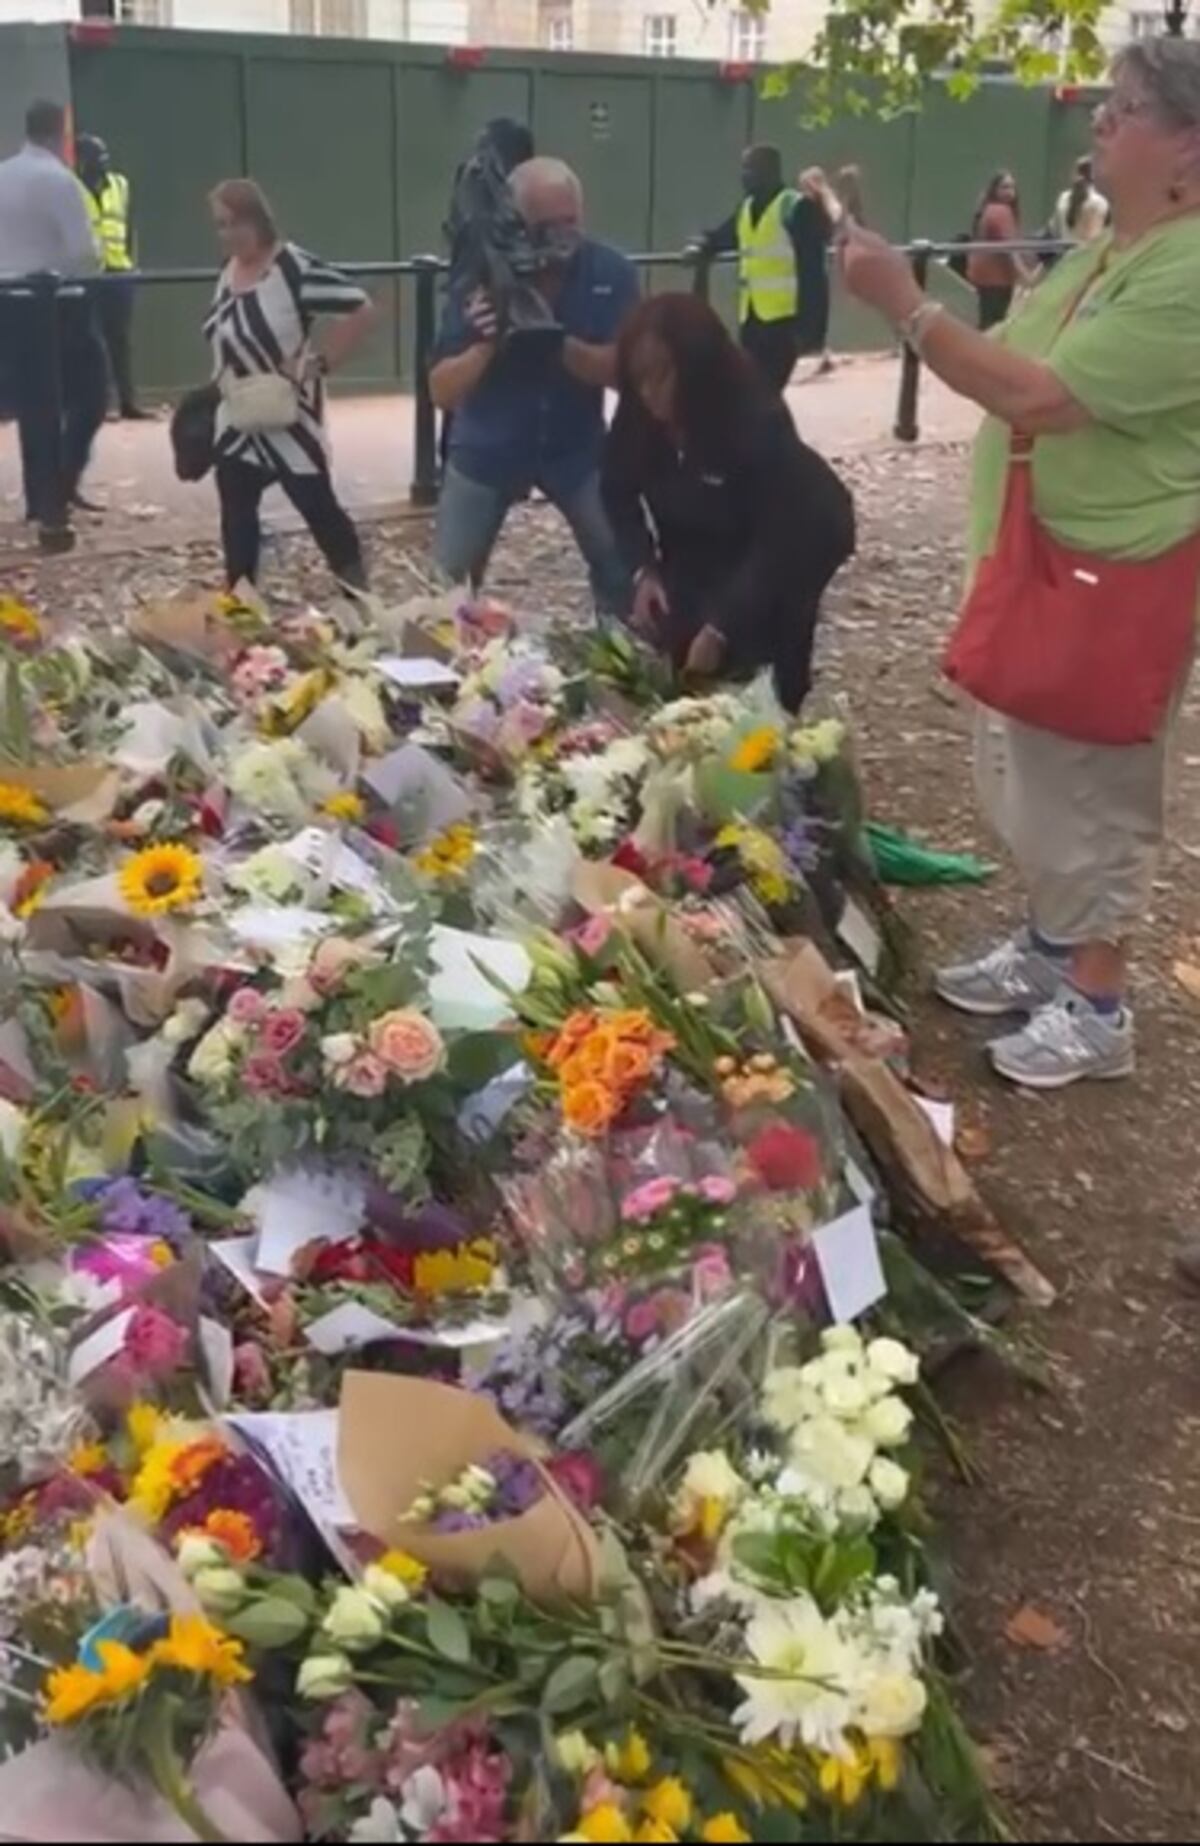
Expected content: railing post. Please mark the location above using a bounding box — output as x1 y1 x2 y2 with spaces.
893 241 932 446
34 273 74 553
409 255 441 508
686 243 712 302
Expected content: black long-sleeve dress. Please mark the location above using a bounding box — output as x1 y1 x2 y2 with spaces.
601 391 855 712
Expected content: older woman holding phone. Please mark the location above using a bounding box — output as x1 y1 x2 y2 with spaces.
842 36 1200 1090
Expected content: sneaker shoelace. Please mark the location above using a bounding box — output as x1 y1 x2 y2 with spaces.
981 937 1033 989
1024 999 1090 1054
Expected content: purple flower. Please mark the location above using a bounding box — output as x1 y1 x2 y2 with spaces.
432 1510 489 1534
76 1176 190 1248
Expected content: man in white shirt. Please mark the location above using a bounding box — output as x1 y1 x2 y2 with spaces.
0 99 107 540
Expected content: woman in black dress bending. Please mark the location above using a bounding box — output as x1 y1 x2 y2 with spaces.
601 293 854 713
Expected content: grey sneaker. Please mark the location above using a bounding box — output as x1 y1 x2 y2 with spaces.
934 930 1063 1018
988 989 1135 1090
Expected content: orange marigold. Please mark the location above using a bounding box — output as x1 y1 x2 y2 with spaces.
168 1436 227 1496
563 1078 620 1137
196 1509 262 1563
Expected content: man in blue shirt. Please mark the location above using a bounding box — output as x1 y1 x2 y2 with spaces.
429 157 637 612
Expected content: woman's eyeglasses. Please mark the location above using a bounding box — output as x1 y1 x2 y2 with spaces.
1095 93 1155 126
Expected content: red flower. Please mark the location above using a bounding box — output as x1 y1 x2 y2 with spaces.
366 816 401 850
545 1450 605 1513
746 1122 823 1192
612 839 648 877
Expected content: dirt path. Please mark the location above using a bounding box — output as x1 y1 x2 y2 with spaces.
8 441 1200 1842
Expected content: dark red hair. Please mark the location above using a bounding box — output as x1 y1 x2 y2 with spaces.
614 292 766 468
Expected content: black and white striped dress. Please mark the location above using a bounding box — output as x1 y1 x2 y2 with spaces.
204 242 367 477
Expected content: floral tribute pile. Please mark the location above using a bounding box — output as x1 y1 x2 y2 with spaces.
0 584 1006 1841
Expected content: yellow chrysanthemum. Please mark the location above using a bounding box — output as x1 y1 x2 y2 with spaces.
700 1817 752 1844
151 1614 252 1688
728 726 780 775
413 1237 497 1297
68 1441 108 1478
0 596 42 646
118 842 203 918
606 1729 652 1785
0 782 49 829
261 668 329 736
377 1549 429 1591
641 1780 692 1835
126 1401 164 1455
322 791 365 823
412 822 477 880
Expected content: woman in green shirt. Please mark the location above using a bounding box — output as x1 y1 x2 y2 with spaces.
842 36 1200 1089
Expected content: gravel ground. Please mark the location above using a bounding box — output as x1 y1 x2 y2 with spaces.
7 440 1200 1843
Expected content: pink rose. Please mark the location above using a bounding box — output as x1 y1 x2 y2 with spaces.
545 1450 605 1513
335 1051 389 1099
261 1008 307 1057
232 1341 272 1403
228 987 266 1027
569 914 613 959
623 1296 662 1344
696 1175 737 1206
243 1050 289 1095
124 1304 189 1376
309 937 372 996
368 1009 446 1085
621 1175 681 1224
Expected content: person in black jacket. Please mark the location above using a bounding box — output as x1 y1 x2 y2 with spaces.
601 292 855 712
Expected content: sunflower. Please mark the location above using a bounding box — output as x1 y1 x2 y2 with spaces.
117 842 203 917
728 726 780 775
0 596 42 648
0 782 49 830
151 1614 252 1688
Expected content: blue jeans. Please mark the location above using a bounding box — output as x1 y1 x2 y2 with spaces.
434 463 632 616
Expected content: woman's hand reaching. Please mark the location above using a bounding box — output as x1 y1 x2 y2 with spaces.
631 569 670 641
685 623 726 680
838 221 923 324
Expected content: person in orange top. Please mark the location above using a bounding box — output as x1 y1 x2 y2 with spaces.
966 170 1035 330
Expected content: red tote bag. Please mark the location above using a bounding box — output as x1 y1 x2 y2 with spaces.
943 441 1200 746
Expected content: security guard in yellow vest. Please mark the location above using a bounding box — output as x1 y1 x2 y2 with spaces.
699 144 828 393
77 134 146 419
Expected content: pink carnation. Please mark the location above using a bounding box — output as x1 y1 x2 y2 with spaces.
696 1174 737 1206
336 1051 389 1098
623 1296 663 1345
261 1007 308 1057
123 1304 189 1376
691 1243 735 1304
621 1175 681 1224
228 987 267 1027
568 914 613 959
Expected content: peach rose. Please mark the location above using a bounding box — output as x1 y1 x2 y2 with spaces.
368 1009 446 1085
563 1078 619 1137
335 1051 389 1098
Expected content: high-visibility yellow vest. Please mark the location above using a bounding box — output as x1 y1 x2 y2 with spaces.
82 173 133 272
737 189 798 324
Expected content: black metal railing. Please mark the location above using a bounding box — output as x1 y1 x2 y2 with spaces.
0 236 1066 552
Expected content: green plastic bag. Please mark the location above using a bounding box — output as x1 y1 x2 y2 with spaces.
865 821 995 887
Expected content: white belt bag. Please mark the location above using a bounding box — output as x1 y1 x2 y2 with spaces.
220 369 301 434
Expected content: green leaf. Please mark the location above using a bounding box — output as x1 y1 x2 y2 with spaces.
266 1573 319 1617
1 662 30 764
478 1574 521 1609
226 1596 310 1649
541 1654 599 1716
597 1655 629 1706
447 1032 522 1092
425 1599 473 1666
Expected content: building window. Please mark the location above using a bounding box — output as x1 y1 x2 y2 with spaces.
729 8 766 62
643 12 677 57
1127 7 1162 36
290 0 369 35
83 0 174 21
541 4 574 50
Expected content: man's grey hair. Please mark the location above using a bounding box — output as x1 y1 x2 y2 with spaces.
509 156 584 211
1115 35 1200 131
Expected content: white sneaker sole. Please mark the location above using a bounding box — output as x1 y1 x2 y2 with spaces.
988 1048 1136 1089
933 976 1037 1018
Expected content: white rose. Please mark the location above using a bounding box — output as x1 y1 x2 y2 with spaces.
297 1653 356 1701
869 1457 911 1512
857 1669 928 1739
187 1019 240 1085
865 1338 920 1388
323 1586 388 1652
794 1416 874 1491
763 1367 821 1433
821 1325 864 1356
554 1730 601 1776
860 1396 914 1450
176 1534 227 1578
321 1033 359 1068
361 1564 413 1612
837 1484 879 1527
162 998 211 1047
193 1567 250 1616
821 1372 872 1420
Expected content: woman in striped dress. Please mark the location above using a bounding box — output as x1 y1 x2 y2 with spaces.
205 178 377 590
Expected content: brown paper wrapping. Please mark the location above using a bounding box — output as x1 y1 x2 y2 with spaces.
127 589 249 668
338 1372 601 1603
761 940 1056 1309
0 762 121 826
572 862 717 995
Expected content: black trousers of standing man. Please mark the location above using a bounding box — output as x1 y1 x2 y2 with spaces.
740 313 801 394
0 287 107 524
96 275 138 416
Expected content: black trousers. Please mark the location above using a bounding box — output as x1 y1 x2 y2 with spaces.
215 453 367 590
0 292 107 523
740 315 801 393
976 285 1014 332
96 275 138 414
